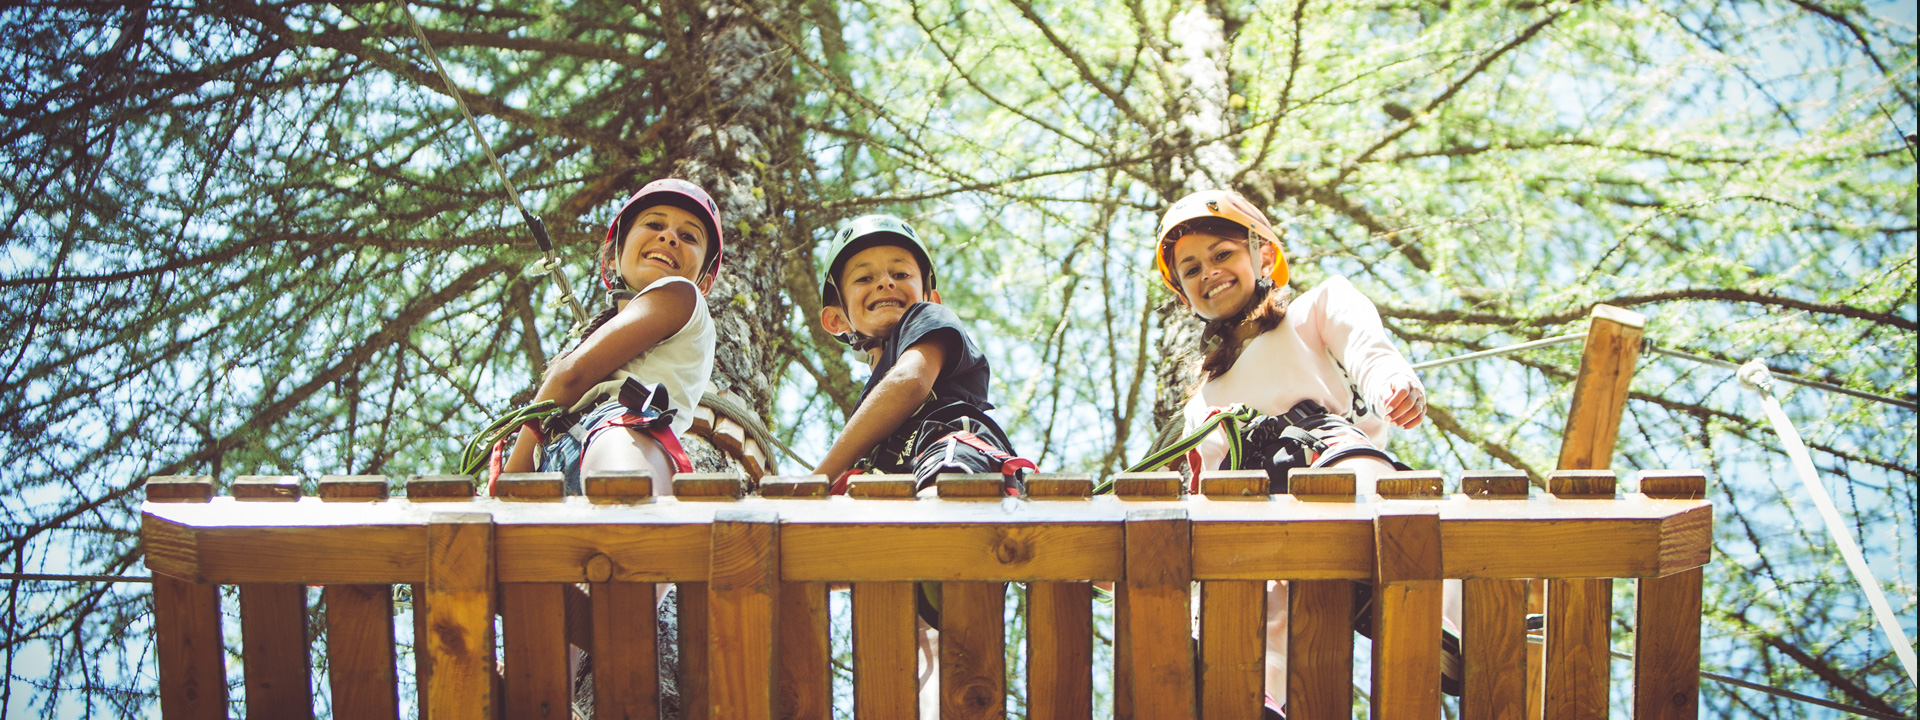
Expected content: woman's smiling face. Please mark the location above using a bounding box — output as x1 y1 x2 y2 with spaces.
618 204 708 289
1171 231 1263 320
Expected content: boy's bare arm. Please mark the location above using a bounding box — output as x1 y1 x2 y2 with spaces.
812 339 950 480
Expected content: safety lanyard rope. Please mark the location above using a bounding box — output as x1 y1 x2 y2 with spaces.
456 399 562 476
398 1 589 328
1738 361 1918 689
1098 404 1259 494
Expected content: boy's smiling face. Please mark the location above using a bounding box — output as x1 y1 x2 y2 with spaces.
821 243 940 342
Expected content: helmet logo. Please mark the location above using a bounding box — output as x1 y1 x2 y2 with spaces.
1206 200 1220 214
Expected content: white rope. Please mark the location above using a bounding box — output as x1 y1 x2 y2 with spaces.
1410 332 1587 371
1739 360 1918 689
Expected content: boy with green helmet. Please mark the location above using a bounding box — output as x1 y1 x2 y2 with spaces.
811 214 1030 496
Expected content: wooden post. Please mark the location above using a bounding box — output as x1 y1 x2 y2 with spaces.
1371 505 1444 719
1546 471 1619 720
318 476 399 720
425 512 495 720
1533 304 1644 720
1124 508 1196 720
1113 471 1180 720
709 509 780 720
233 475 314 720
1459 471 1527 720
1026 474 1093 720
766 476 831 720
852 582 918 719
406 474 474 718
501 583 569 719
1633 470 1706 720
940 582 1007 719
147 476 228 720
1288 467 1356 718
579 472 660 720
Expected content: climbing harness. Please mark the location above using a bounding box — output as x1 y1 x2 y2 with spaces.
1113 401 1403 495
398 2 589 329
1738 361 1917 689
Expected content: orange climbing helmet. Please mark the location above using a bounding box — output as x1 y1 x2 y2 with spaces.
1153 189 1287 296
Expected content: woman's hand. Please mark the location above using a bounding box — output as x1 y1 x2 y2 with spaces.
1380 377 1426 429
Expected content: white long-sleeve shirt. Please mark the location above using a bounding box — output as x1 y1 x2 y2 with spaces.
1182 276 1422 472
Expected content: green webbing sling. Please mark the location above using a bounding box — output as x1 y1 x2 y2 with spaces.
1096 404 1260 494
456 400 564 476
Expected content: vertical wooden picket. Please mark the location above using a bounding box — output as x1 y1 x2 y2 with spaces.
147 476 229 720
1634 470 1707 720
1460 470 1528 720
233 475 313 719
1124 508 1196 720
1287 467 1357 718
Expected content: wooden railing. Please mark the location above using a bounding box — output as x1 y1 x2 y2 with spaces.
142 464 1710 719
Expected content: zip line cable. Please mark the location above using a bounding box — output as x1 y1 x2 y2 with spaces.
398 2 589 328
1738 360 1918 690
1410 332 1588 371
1523 634 1910 720
1653 344 1916 411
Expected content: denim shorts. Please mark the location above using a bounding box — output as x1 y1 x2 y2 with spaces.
537 400 665 494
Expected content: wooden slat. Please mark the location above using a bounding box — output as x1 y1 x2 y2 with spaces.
1112 471 1181 498
852 582 918 719
425 512 495 720
592 581 660 720
318 474 390 500
941 582 1007 719
324 584 399 720
407 474 477 501
678 581 711 720
236 479 313 720
1286 580 1353 717
709 509 780 719
1198 469 1267 499
1462 579 1526 720
1372 506 1443 719
1287 467 1356 499
1124 508 1195 719
502 583 570 719
691 404 716 436
496 472 566 501
585 469 655 502
848 473 917 498
413 583 431 719
1113 582 1132 720
760 475 830 498
1025 473 1092 498
1634 471 1704 719
937 473 1006 499
1549 470 1618 498
1461 470 1528 499
675 472 747 500
741 440 768 480
146 474 216 503
777 581 831 720
1198 580 1263 719
1544 578 1611 719
710 417 747 457
239 585 312 718
152 573 228 720
783 523 1121 582
1375 470 1444 499
1026 582 1092 720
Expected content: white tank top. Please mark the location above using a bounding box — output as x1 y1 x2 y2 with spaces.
566 275 715 437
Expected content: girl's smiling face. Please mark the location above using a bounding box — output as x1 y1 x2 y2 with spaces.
1170 231 1273 320
618 204 709 290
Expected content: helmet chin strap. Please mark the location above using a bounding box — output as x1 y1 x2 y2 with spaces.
1196 276 1275 345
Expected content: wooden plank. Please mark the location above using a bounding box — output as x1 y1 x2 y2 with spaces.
941 582 1007 719
678 581 711 720
1026 582 1092 720
496 472 566 501
674 472 747 500
760 474 830 498
1460 470 1528 498
1191 520 1374 581
1113 582 1132 720
852 582 918 719
235 479 312 720
495 524 710 584
1025 473 1093 498
1372 506 1443 719
691 404 716 436
501 583 570 719
1375 470 1444 499
709 509 781 719
408 474 478 501
777 582 831 720
1557 304 1645 471
1287 467 1356 499
1544 577 1611 719
741 440 768 480
1124 508 1195 720
1198 469 1267 499
585 469 655 503
937 473 1006 499
240 584 312 718
324 584 400 720
1461 579 1526 720
146 474 216 503
591 581 660 720
152 574 228 719
1286 580 1353 717
413 583 432 720
1197 580 1263 720
425 512 495 720
847 473 917 498
783 523 1121 582
1548 470 1618 498
233 474 303 501
317 474 390 501
1461 483 1526 720
1634 471 1705 720
1113 471 1182 498
710 416 747 457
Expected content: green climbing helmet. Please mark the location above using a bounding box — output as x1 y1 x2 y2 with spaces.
819 214 938 308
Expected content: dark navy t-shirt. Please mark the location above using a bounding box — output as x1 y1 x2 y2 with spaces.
854 302 999 470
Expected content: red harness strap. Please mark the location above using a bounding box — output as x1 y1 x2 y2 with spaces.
948 431 1036 496
586 411 694 475
830 468 866 496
